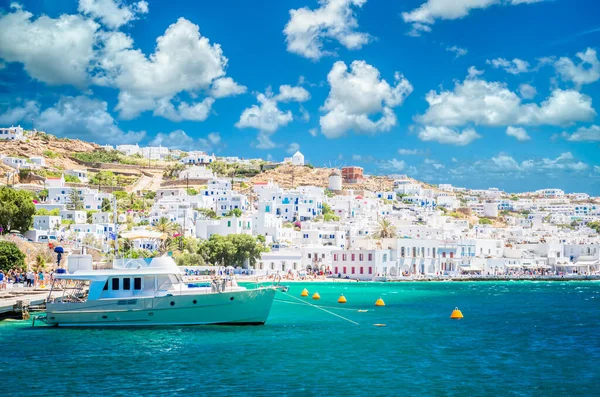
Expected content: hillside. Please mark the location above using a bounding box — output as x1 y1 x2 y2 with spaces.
0 133 99 170
249 164 395 192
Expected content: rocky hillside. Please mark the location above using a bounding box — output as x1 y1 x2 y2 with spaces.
0 133 99 170
249 164 396 192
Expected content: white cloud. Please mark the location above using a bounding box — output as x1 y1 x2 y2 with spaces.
95 18 241 120
299 105 310 122
402 0 546 36
284 0 371 60
554 48 600 87
153 97 215 122
275 85 311 102
595 165 600 173
487 58 530 74
398 148 423 155
148 130 194 149
381 159 406 171
308 128 318 137
197 132 223 152
78 0 149 29
446 45 468 58
255 131 277 150
561 125 600 142
423 158 436 164
506 126 531 141
207 132 221 146
0 101 40 125
0 6 99 87
286 142 300 154
518 83 537 99
456 152 589 176
236 93 293 133
320 60 413 138
210 77 247 99
352 154 362 160
417 126 481 145
417 73 596 127
35 95 145 144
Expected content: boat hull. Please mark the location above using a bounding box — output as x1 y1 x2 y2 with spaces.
45 287 276 327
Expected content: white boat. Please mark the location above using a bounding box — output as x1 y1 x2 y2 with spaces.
43 257 278 327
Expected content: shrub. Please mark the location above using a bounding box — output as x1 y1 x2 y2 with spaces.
64 175 81 183
43 150 58 159
0 241 26 272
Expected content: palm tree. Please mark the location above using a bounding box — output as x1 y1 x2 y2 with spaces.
374 219 397 239
152 217 177 235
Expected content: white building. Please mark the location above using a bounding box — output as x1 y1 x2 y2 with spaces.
195 216 252 239
180 151 216 165
33 216 61 231
179 166 214 180
331 249 394 280
0 126 25 141
292 151 305 166
142 146 170 160
65 169 89 183
116 144 141 156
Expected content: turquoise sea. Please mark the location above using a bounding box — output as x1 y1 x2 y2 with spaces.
2 281 599 396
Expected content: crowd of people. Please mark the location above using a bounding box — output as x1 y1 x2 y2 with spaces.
0 269 51 291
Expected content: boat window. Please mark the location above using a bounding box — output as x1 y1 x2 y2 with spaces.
103 281 108 290
134 278 142 290
123 278 131 290
112 278 119 290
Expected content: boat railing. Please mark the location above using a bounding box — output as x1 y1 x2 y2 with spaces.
46 279 89 303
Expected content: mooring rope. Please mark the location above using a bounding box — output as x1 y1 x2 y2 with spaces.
275 290 359 326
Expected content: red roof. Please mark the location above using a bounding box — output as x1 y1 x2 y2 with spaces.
355 195 363 199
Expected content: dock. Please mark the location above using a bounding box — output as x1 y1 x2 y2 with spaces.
0 289 61 318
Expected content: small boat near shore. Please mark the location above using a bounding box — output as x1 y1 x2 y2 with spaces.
41 257 278 327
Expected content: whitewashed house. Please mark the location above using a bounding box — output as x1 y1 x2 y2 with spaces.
115 144 141 156
292 151 304 166
65 169 89 183
142 146 170 160
179 166 214 180
0 126 25 141
33 215 61 231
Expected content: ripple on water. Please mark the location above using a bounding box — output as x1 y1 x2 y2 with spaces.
2 281 600 396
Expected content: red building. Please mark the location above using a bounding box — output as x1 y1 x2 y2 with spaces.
342 166 364 184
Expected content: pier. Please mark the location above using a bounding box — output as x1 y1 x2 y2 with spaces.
0 289 61 319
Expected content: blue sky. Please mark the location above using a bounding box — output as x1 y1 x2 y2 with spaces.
0 0 599 194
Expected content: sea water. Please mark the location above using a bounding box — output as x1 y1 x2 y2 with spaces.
1 282 599 396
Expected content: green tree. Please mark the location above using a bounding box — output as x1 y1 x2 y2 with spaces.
197 234 266 268
0 187 36 233
197 208 218 219
67 188 84 210
0 241 26 272
101 197 112 212
186 188 199 196
226 208 242 217
479 218 492 225
374 219 397 239
38 189 49 201
152 217 177 235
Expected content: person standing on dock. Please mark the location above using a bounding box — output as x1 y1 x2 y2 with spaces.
0 270 5 291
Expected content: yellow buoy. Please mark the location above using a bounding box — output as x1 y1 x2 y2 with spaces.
450 307 464 319
338 294 347 304
375 298 385 307
312 292 321 300
300 288 309 297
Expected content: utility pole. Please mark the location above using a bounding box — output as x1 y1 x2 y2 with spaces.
113 194 119 257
